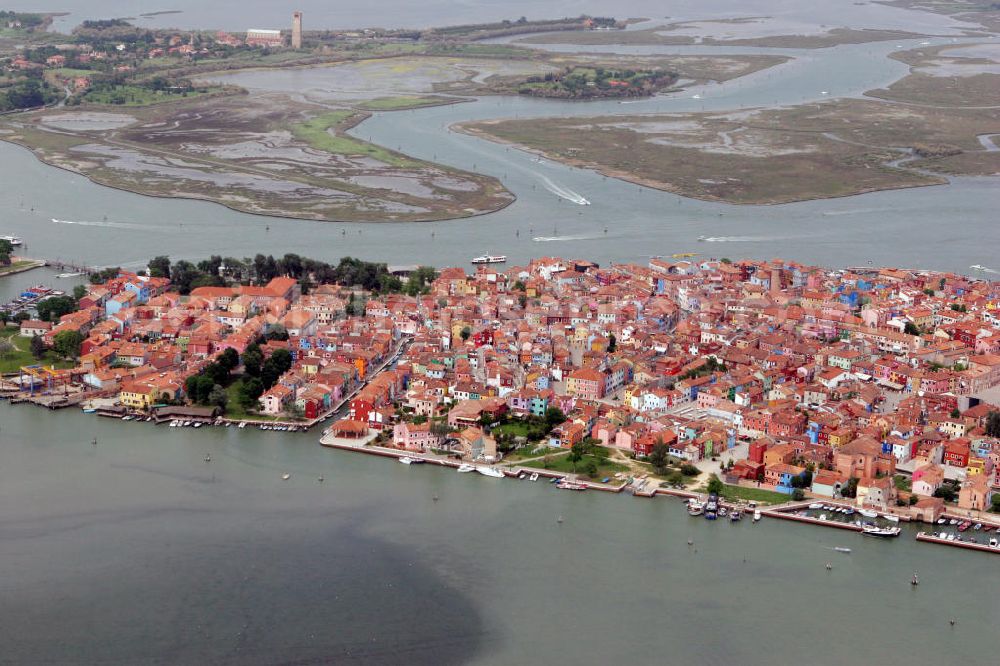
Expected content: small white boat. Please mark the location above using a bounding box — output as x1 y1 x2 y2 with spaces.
808 503 823 510
834 546 852 553
456 463 476 473
281 473 291 481
752 510 762 523
819 514 828 522
470 253 507 265
476 466 505 478
688 502 705 516
937 518 946 524
556 480 587 491
989 538 998 548
529 472 539 482
859 509 879 519
884 515 899 523
946 533 956 541
399 457 415 465
0 234 22 246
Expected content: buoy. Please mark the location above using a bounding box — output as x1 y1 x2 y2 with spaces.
687 539 694 546
557 515 564 524
318 475 324 482
950 619 956 626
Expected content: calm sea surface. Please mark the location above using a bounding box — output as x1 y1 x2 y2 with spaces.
1 3 999 663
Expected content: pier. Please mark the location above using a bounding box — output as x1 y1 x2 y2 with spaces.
916 532 1000 554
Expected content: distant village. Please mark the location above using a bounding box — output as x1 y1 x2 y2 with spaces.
3 254 1000 523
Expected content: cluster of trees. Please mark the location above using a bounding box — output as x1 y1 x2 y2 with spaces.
567 437 609 477
648 441 700 483
235 343 293 409
147 253 437 297
36 291 83 322
0 76 59 112
933 480 962 503
185 348 239 407
0 238 11 266
985 411 1000 438
679 356 726 381
520 66 676 99
0 10 47 29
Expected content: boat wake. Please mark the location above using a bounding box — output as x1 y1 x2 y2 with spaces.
532 234 607 242
51 218 148 231
821 208 892 217
538 175 590 205
699 235 772 243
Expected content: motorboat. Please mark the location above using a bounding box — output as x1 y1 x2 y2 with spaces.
990 538 998 548
862 524 901 538
718 506 728 518
529 472 539 482
281 473 291 480
753 510 762 523
471 253 507 265
399 456 415 465
688 502 705 516
0 234 22 246
946 532 956 541
819 514 828 522
730 511 741 522
556 480 587 490
973 523 982 531
834 546 852 553
884 515 899 523
949 518 958 525
808 503 823 510
456 463 475 473
476 466 505 478
858 509 879 519
937 518 946 524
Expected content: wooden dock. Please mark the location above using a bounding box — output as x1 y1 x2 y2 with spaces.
916 532 1000 554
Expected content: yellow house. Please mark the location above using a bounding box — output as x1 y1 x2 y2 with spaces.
828 429 855 449
966 457 985 476
299 358 320 376
120 381 153 410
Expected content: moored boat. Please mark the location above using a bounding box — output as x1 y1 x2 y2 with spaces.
556 480 587 490
456 463 475 473
752 510 762 523
858 509 879 518
476 466 504 478
862 524 901 538
529 472 539 482
688 501 705 516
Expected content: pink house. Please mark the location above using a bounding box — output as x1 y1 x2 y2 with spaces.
592 419 618 448
393 421 442 452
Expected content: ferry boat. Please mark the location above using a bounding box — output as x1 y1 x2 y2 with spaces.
456 463 476 473
0 234 23 246
862 524 901 538
471 253 507 265
476 466 504 478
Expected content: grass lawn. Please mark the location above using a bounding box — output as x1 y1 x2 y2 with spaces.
0 260 41 275
291 111 415 167
503 443 556 461
0 327 75 374
222 379 279 421
522 451 629 479
714 483 791 505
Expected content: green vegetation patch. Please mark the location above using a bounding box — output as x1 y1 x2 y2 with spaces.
714 483 791 505
356 95 455 111
0 328 75 374
82 83 221 107
291 111 415 167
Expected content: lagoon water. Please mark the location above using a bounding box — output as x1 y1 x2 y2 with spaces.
2 3 1000 662
1 402 998 665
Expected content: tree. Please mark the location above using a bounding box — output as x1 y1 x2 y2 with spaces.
460 326 471 342
648 441 669 474
147 255 171 278
992 494 1000 513
238 377 264 409
242 346 263 377
36 295 78 322
607 333 617 353
52 329 83 358
680 463 700 476
706 474 724 495
0 338 14 359
266 324 289 341
544 406 565 427
30 334 46 359
903 321 920 336
207 384 228 409
72 284 88 301
842 477 859 498
568 439 587 472
583 459 598 478
985 411 1000 438
217 347 239 373
791 488 805 501
950 407 961 419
